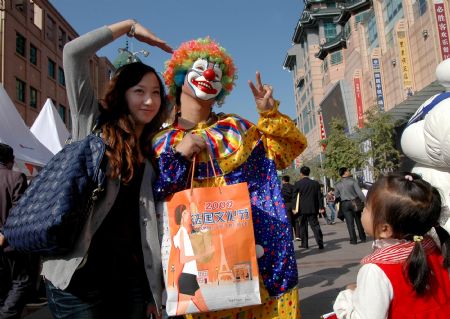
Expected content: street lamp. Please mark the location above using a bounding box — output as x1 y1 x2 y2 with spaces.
117 47 150 64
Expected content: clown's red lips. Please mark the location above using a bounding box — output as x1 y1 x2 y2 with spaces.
192 78 218 94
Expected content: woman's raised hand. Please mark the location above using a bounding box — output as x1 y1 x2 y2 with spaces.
248 71 275 112
133 22 173 53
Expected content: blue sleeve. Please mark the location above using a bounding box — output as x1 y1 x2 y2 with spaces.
153 148 191 201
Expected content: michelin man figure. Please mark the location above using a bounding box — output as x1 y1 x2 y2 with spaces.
401 58 450 234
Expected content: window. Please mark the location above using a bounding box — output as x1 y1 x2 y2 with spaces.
344 22 352 39
58 27 67 49
355 13 364 24
48 58 56 79
324 22 337 42
302 107 310 134
330 51 343 65
30 44 37 65
297 78 305 90
367 11 378 44
58 104 66 123
16 33 26 57
46 14 56 42
382 0 403 24
418 0 427 16
58 67 65 86
30 87 38 108
322 58 329 72
32 1 43 30
13 0 26 14
16 78 26 103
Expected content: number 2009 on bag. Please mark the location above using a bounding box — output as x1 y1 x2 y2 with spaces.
204 200 234 210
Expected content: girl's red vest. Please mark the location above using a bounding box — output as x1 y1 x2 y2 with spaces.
376 250 450 318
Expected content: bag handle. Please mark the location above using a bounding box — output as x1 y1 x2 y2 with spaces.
188 153 221 195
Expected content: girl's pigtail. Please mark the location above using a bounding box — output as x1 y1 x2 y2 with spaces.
435 225 450 268
405 236 430 295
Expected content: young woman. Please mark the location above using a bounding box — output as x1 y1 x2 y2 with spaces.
172 204 209 315
41 20 172 319
152 37 307 318
333 173 450 318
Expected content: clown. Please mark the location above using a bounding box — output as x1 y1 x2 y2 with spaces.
152 38 306 318
401 58 450 235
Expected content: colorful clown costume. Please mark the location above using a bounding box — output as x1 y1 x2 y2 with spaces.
152 102 307 318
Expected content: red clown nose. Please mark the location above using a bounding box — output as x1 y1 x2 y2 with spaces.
203 68 216 81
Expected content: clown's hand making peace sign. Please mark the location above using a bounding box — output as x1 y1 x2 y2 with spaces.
248 71 276 113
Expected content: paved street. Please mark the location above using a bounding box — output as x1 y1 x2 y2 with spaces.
23 218 372 319
296 218 372 318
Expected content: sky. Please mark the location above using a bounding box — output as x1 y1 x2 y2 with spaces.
49 0 304 123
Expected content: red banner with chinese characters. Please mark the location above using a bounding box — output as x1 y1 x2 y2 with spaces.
434 0 450 60
353 78 364 128
319 112 326 151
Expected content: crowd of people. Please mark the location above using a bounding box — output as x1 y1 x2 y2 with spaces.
0 18 449 319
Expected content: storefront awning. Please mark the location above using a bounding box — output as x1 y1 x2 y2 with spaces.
387 80 446 125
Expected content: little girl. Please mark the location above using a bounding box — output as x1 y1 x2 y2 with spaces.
333 172 450 318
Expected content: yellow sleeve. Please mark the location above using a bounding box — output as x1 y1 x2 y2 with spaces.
257 100 307 169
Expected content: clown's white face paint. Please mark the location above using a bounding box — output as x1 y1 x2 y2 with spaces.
185 58 223 101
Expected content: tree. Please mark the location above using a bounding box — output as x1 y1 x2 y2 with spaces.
321 118 365 179
357 107 400 179
280 166 301 183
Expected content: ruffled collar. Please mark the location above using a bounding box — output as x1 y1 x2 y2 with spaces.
361 236 438 264
152 113 253 160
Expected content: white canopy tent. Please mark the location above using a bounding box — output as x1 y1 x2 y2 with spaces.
31 98 70 155
0 85 53 176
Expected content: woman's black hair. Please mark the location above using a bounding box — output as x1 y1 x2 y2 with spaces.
100 62 169 182
103 61 168 139
366 172 446 295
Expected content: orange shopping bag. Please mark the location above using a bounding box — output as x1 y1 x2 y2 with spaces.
159 167 261 316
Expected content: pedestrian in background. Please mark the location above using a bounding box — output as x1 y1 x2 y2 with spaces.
41 19 172 319
292 166 324 249
326 188 337 225
333 173 450 317
281 175 299 240
0 143 35 319
334 167 366 245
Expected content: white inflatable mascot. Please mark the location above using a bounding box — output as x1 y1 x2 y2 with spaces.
401 58 450 234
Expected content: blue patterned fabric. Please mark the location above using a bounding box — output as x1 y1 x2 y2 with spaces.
154 142 297 297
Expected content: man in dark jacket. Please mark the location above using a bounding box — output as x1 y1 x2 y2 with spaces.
281 175 299 240
334 167 366 245
292 166 324 249
0 143 33 318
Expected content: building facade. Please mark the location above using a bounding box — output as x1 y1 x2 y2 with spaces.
285 0 449 172
0 0 114 128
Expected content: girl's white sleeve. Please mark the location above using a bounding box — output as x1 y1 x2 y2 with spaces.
333 264 393 319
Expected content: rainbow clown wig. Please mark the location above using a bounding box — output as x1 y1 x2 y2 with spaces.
163 37 236 105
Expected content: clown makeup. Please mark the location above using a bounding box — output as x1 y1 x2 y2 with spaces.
185 58 223 101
